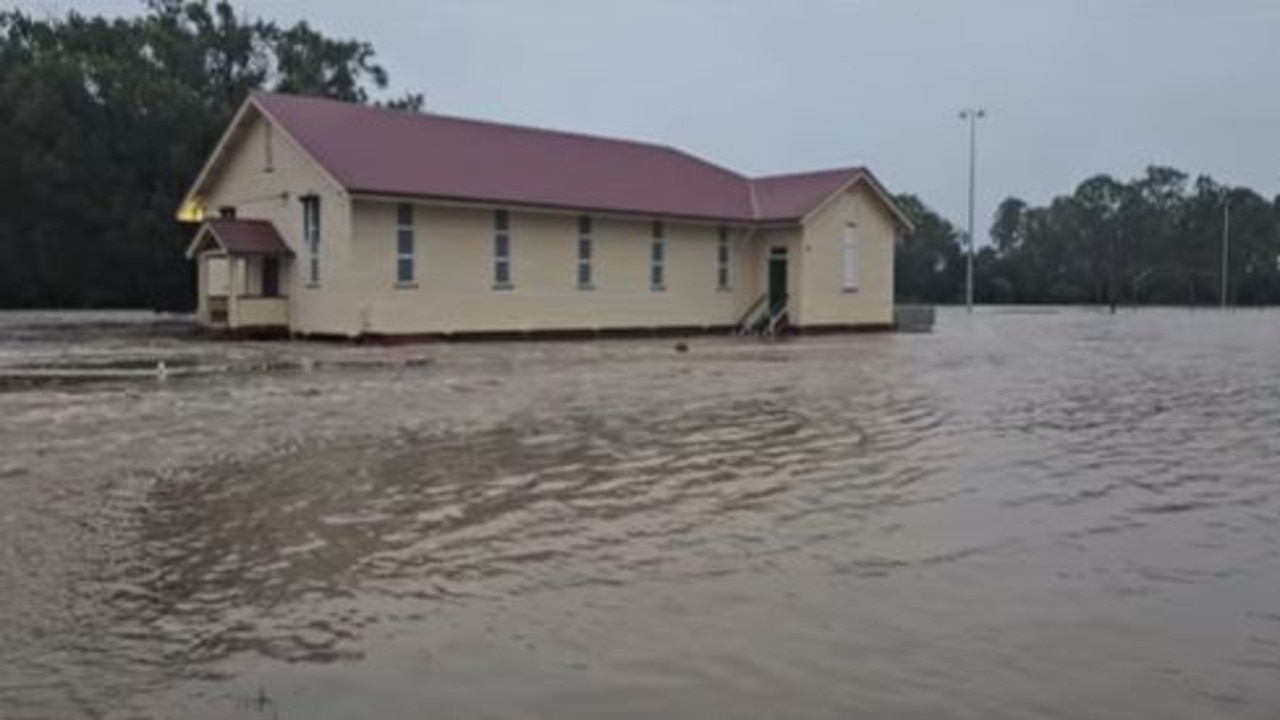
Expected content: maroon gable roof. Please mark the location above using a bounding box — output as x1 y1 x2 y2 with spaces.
201 219 293 256
249 92 899 225
752 168 865 222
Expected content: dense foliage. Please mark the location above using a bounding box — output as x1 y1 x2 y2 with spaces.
0 0 419 309
897 167 1280 306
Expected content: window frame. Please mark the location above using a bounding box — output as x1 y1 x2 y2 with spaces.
716 225 732 291
493 209 513 289
650 220 666 291
264 123 274 173
842 222 860 292
395 203 415 286
302 195 321 286
577 215 594 290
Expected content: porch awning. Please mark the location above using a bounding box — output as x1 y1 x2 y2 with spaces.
185 219 294 259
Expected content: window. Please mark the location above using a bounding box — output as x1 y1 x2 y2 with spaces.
218 206 236 219
264 123 274 173
716 226 731 290
577 215 593 289
842 223 860 291
650 220 665 290
396 203 415 285
302 195 321 285
493 209 512 288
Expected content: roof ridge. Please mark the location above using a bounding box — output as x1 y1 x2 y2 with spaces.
747 178 761 218
754 165 864 182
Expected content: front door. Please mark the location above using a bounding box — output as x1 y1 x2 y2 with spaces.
262 256 280 298
768 247 788 314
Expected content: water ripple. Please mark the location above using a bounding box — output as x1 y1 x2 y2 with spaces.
2 309 1280 718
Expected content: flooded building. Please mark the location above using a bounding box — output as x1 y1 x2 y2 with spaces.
180 92 912 338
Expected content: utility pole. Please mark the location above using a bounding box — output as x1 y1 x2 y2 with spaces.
959 108 986 313
1221 191 1231 309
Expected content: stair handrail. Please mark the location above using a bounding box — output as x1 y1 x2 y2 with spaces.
735 293 769 334
764 294 789 336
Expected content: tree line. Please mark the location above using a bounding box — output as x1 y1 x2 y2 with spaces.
0 0 418 309
2 2 1277 310
897 167 1280 306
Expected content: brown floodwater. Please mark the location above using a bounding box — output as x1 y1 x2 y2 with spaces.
1 309 1278 719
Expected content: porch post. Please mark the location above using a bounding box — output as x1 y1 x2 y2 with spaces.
227 255 241 329
196 253 209 324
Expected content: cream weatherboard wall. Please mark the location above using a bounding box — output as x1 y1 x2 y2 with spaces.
194 108 350 334
346 201 760 334
794 182 897 327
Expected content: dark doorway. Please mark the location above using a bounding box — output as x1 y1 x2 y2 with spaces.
768 247 788 314
262 256 280 298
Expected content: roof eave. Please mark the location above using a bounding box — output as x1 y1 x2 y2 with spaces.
184 223 216 259
799 170 915 232
185 220 296 259
177 94 351 223
176 98 260 222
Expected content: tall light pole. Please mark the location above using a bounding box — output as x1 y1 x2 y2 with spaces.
1221 190 1231 309
959 108 986 313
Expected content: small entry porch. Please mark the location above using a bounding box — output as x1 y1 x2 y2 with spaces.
186 219 293 332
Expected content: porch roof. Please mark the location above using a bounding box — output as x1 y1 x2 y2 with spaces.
186 219 294 259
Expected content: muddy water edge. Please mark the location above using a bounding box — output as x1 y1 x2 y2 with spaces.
1 309 1279 719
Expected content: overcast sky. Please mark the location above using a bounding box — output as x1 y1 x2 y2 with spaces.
8 0 1280 233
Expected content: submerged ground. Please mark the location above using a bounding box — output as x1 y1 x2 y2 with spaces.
1 309 1278 719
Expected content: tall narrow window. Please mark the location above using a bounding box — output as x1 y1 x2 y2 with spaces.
650 220 665 291
842 223 860 291
577 215 593 289
493 209 512 288
264 123 274 172
716 226 731 290
396 203 415 285
302 195 321 285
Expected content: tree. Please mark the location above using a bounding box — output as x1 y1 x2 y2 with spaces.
893 194 964 304
946 166 1280 307
0 1 418 309
990 197 1027 255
